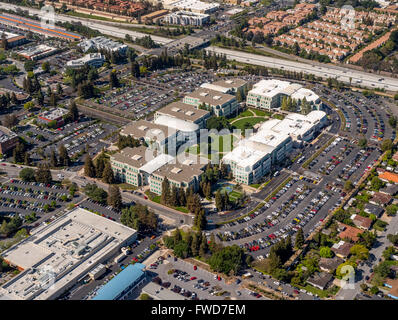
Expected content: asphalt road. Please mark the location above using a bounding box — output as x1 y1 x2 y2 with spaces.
205 46 398 91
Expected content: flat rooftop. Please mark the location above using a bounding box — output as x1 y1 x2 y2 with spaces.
0 207 137 300
156 101 210 123
141 282 185 300
249 79 291 98
120 120 176 140
185 87 236 106
0 125 17 143
211 78 248 89
151 155 208 183
38 108 68 121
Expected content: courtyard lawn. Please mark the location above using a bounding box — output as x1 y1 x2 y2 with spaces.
228 109 255 122
232 117 267 131
250 109 271 117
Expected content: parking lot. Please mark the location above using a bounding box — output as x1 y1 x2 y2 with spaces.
148 256 265 300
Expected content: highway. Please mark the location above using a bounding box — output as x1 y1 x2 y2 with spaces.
0 3 173 45
205 46 398 91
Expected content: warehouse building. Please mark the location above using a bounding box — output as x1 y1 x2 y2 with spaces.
17 45 59 61
246 79 322 110
163 10 210 26
91 263 146 300
0 207 137 300
222 110 327 184
66 53 105 69
183 87 238 117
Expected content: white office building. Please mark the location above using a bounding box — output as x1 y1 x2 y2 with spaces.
246 79 322 110
66 53 105 69
79 36 128 54
222 110 327 184
163 10 210 26
164 0 220 14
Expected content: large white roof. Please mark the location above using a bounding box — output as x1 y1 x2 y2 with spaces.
291 87 320 103
249 79 291 98
154 114 199 133
140 153 175 174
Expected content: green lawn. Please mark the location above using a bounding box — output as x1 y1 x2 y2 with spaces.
145 191 189 213
229 109 254 122
250 109 270 117
228 190 242 201
250 183 261 189
272 114 285 120
232 117 267 131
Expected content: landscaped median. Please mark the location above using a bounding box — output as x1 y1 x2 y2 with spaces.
320 97 346 131
145 190 189 214
217 176 293 226
264 176 293 202
302 136 336 169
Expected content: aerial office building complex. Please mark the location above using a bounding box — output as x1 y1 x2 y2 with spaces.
246 79 322 110
222 110 327 184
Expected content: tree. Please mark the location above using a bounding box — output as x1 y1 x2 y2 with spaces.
131 61 140 78
344 180 354 192
109 70 120 88
84 184 108 204
174 241 190 258
58 145 70 167
2 114 18 128
84 155 96 178
102 161 114 184
381 139 393 152
336 261 357 279
50 149 58 167
107 185 122 210
371 177 383 191
215 189 223 211
358 138 368 149
19 167 36 182
208 245 245 275
386 204 398 216
42 61 50 73
295 228 304 249
191 233 200 257
199 234 208 257
350 244 369 261
121 204 157 232
170 185 178 207
50 92 57 107
69 101 79 122
319 246 334 258
35 164 52 184
161 177 171 205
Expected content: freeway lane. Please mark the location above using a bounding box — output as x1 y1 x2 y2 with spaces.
205 46 398 91
0 3 173 45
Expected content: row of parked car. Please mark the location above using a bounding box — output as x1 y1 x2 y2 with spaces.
219 183 312 242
